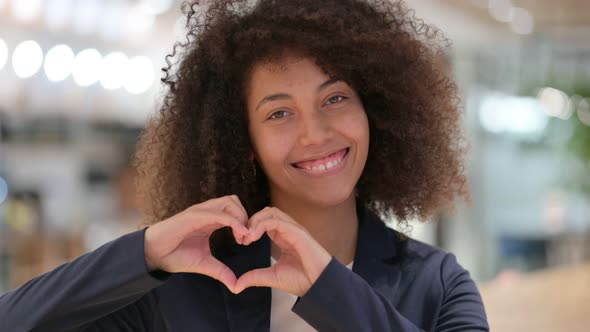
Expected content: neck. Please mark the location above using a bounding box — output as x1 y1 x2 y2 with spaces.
269 193 359 266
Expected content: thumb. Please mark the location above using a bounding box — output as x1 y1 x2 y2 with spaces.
233 267 278 294
192 255 237 292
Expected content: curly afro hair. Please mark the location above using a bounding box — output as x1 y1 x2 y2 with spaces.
133 0 469 252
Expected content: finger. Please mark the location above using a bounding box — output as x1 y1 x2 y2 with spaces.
219 203 248 244
245 207 278 244
248 206 273 221
221 197 248 224
183 210 249 241
198 196 248 224
248 206 298 229
244 217 331 289
246 206 279 230
212 196 248 244
248 217 278 244
193 255 237 291
227 195 249 221
246 215 301 248
234 267 278 294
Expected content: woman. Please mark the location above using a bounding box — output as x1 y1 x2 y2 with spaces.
0 0 488 331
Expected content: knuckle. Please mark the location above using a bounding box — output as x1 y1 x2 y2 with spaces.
250 218 263 226
271 219 280 228
270 207 282 217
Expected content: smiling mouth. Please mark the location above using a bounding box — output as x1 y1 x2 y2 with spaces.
291 148 349 172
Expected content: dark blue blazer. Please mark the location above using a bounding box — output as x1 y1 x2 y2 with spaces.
0 206 489 331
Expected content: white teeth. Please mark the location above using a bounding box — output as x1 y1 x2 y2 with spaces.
301 155 344 172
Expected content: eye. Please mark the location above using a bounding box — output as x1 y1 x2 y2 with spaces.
268 110 290 120
325 95 347 105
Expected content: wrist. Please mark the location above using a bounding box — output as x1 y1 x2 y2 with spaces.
308 249 332 285
144 227 158 271
298 252 331 297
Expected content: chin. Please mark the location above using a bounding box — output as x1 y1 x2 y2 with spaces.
300 187 356 208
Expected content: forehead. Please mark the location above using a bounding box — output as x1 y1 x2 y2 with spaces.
247 56 329 91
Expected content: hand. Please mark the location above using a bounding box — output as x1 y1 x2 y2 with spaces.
144 195 249 291
233 207 332 297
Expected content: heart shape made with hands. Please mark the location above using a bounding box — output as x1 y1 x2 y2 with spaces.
228 206 332 297
144 197 332 297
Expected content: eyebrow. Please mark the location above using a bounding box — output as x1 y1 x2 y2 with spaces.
255 77 341 112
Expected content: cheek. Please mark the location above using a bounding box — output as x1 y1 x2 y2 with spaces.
250 127 295 170
340 109 370 145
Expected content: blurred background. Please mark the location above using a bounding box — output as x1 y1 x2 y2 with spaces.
0 0 589 330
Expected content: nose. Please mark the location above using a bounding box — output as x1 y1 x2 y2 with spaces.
297 111 333 146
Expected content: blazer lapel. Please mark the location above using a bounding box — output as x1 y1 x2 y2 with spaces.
220 234 272 332
352 206 403 298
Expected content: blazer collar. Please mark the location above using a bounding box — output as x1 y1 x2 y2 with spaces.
220 203 402 332
352 205 404 296
353 203 399 265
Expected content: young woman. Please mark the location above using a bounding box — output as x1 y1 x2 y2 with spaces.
0 0 489 331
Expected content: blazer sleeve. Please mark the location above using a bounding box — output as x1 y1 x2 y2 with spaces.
0 228 171 332
292 254 489 332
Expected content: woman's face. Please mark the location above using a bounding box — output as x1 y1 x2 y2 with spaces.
246 56 370 207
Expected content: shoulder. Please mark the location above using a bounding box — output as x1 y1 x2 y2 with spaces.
384 227 472 292
381 230 488 329
357 207 468 286
352 222 486 327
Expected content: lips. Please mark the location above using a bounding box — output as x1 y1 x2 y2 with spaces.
292 148 349 170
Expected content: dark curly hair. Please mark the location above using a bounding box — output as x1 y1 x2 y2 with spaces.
133 0 469 252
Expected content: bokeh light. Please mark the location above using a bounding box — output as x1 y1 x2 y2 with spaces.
44 44 75 82
128 5 156 37
538 87 572 119
488 0 514 23
124 56 155 94
11 0 42 23
100 52 128 90
72 48 102 87
510 7 534 35
12 40 43 78
479 95 548 135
